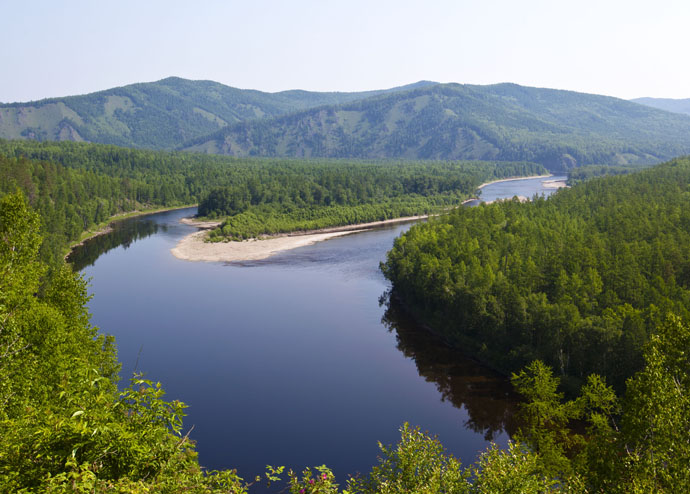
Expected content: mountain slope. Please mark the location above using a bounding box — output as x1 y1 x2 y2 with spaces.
183 83 690 170
0 78 435 149
632 97 690 116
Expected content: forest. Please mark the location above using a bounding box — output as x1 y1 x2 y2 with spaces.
566 164 652 184
0 138 545 254
382 157 690 393
1 134 689 491
198 160 545 240
2 186 689 492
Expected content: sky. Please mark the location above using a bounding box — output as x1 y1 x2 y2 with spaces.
2 0 689 103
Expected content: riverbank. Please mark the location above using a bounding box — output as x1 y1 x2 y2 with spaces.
171 173 557 263
477 174 553 190
66 204 196 258
171 215 428 263
542 178 568 189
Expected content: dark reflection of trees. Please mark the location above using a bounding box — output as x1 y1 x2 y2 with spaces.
67 218 163 271
380 292 520 441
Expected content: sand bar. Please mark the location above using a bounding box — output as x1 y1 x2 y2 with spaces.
477 174 553 190
542 179 568 189
179 217 222 229
171 215 428 263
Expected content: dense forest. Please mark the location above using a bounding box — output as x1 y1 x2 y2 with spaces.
1 129 689 491
199 160 545 240
2 188 689 492
566 164 652 184
382 157 690 393
0 185 690 494
0 138 546 253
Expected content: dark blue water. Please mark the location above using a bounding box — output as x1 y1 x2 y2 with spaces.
75 175 564 487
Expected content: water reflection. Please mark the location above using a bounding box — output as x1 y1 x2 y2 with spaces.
380 292 520 441
68 217 163 271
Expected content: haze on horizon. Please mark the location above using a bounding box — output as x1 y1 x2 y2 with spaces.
2 0 689 103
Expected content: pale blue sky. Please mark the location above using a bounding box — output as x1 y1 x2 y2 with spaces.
2 0 689 103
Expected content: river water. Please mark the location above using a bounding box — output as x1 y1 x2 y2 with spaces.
72 175 565 487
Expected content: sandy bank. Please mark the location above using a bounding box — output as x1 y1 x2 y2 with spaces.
179 217 222 229
171 215 428 263
542 179 568 189
477 174 553 190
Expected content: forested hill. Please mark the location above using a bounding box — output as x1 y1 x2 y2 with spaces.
0 77 435 150
382 157 690 393
632 96 690 116
183 83 690 171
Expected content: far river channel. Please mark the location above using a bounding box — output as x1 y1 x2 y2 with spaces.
69 175 566 490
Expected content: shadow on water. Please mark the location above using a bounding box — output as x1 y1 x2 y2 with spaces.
67 218 163 271
379 292 520 441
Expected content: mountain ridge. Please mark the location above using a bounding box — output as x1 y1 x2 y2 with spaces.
0 77 436 149
632 96 690 116
182 82 690 170
3 78 690 172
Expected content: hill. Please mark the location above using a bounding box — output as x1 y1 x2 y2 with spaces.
183 83 690 171
382 156 690 391
632 96 690 116
0 77 435 149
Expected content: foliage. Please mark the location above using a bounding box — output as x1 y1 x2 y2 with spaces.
470 442 563 493
347 423 469 494
566 164 651 184
618 314 690 492
199 160 545 240
4 144 690 492
509 314 690 493
382 157 690 391
288 465 341 494
511 361 583 477
0 191 254 493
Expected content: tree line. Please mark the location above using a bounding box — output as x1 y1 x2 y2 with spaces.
198 160 546 240
0 138 546 251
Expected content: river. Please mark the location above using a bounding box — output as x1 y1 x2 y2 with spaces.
71 175 565 488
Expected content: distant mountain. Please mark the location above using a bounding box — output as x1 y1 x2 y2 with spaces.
632 97 690 116
182 83 690 170
4 78 690 171
0 77 436 149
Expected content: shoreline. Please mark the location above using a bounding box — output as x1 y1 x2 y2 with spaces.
542 178 568 189
171 214 429 263
477 174 553 190
66 204 196 257
172 173 558 263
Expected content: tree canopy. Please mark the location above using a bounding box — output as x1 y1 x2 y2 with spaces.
383 157 690 392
